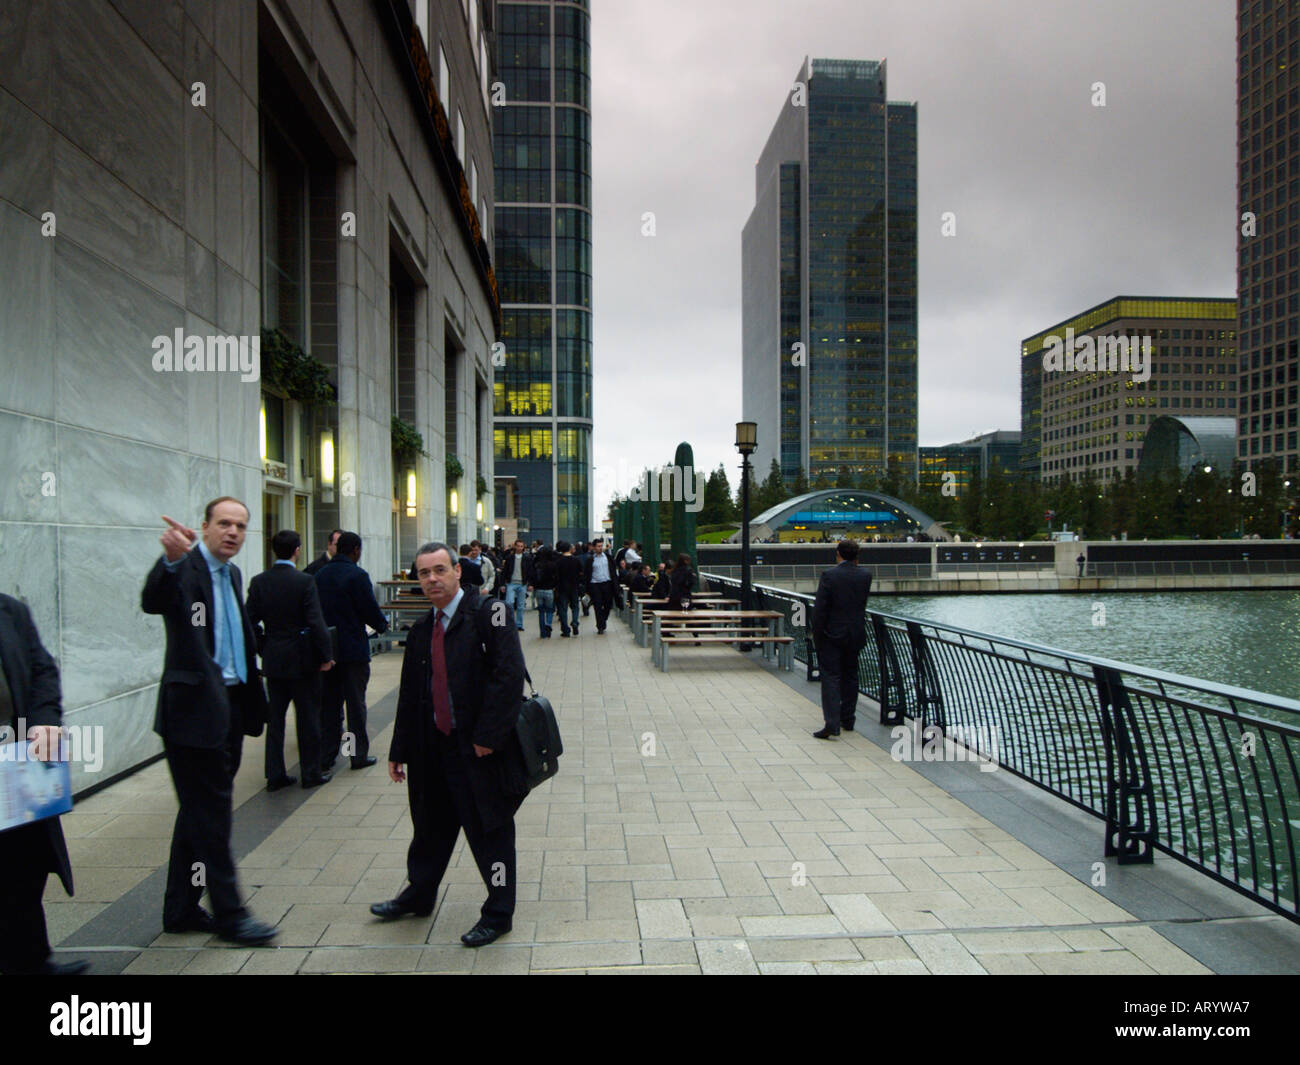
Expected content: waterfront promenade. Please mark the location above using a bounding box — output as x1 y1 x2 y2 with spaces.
44 616 1300 975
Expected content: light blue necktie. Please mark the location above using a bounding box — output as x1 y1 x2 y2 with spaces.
217 564 247 683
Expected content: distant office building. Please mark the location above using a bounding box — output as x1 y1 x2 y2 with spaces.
1020 297 1237 484
0 0 498 783
1236 2 1299 474
492 0 593 546
742 57 918 486
920 430 1021 495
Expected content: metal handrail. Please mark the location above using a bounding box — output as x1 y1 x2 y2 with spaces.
703 571 1300 920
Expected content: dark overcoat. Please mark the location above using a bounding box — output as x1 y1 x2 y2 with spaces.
389 592 528 831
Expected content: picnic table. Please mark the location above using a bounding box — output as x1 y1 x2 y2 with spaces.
648 610 793 672
632 597 741 646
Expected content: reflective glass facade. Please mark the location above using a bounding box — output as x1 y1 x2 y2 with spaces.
743 58 918 485
494 0 592 544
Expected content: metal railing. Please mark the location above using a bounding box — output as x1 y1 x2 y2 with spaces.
703 572 1300 921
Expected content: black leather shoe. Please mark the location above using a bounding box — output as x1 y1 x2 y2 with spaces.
370 898 432 920
812 726 841 740
302 771 332 788
164 906 218 935
216 916 278 946
842 722 855 732
351 756 377 770
267 775 297 792
460 922 510 947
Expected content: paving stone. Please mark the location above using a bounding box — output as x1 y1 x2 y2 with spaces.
181 948 254 974
739 914 847 938
823 893 896 934
301 947 424 973
635 898 692 939
696 939 759 975
531 941 643 971
1104 925 1212 974
122 949 193 974
641 939 699 966
758 961 818 974
1028 949 1158 975
904 933 986 975
748 937 863 962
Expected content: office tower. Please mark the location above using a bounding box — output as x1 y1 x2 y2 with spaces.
1237 2 1299 474
493 0 593 546
1021 297 1237 484
743 57 918 486
920 431 1022 496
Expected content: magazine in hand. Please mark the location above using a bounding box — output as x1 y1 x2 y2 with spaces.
0 749 73 832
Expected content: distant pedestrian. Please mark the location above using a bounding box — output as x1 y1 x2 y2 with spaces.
304 529 343 576
315 532 389 771
1076 551 1086 578
667 553 695 609
583 537 618 634
651 561 671 599
810 539 873 740
247 529 335 791
496 540 529 631
459 543 485 592
530 544 558 637
555 541 583 637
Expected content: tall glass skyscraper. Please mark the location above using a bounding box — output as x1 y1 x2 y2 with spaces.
493 0 592 545
743 58 918 485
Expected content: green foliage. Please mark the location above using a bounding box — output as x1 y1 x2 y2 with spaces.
476 475 488 499
390 416 427 464
699 464 736 525
261 329 336 404
445 453 464 483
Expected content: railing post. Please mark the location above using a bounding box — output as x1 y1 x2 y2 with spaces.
1095 665 1157 865
905 621 945 731
871 614 905 726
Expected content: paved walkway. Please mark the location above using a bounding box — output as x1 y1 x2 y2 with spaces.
45 605 1300 974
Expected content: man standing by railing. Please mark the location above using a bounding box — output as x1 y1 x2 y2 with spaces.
810 539 873 740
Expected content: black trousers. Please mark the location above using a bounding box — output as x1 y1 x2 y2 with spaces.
162 737 247 927
588 581 615 632
555 589 581 634
265 673 323 781
0 823 54 972
321 660 370 768
815 638 863 730
398 732 516 929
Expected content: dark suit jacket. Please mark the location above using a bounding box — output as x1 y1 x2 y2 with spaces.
667 565 695 607
246 563 332 678
582 550 616 585
556 554 583 594
0 594 72 895
389 592 527 831
495 552 530 592
141 550 269 748
313 556 389 663
811 560 874 648
303 551 332 576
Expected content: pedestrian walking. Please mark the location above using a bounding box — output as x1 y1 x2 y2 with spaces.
530 544 558 637
555 541 583 637
496 540 530 631
246 529 335 791
582 537 618 634
314 532 389 772
810 539 873 740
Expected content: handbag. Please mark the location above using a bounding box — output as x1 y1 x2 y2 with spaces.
512 669 562 792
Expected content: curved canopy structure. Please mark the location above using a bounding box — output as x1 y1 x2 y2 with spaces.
732 489 945 542
1137 416 1237 479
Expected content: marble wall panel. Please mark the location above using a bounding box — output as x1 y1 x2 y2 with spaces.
183 310 221 457
213 129 242 270
212 53 241 147
54 240 186 447
59 525 173 709
107 0 185 83
185 454 221 522
0 522 59 656
216 258 242 335
184 94 216 252
240 159 259 285
55 5 184 224
212 0 241 78
185 236 217 322
186 0 216 49
0 88 54 220
0 200 55 418
54 137 186 307
0 2 52 122
64 686 163 790
56 425 185 531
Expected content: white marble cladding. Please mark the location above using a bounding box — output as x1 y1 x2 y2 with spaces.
0 0 498 783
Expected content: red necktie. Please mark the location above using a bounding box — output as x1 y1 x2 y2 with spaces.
430 610 452 735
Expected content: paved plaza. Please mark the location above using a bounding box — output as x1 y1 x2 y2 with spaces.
45 609 1300 975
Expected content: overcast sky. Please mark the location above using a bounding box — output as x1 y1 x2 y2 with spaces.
586 0 1236 516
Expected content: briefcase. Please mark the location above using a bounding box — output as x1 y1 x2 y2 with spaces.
513 670 562 792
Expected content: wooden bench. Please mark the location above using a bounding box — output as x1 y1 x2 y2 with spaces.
649 610 792 672
655 633 795 672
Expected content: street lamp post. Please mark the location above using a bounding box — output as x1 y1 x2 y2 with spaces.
736 422 757 615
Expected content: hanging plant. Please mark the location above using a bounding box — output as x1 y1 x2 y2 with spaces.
261 329 336 404
445 454 464 483
391 416 427 463
476 475 488 499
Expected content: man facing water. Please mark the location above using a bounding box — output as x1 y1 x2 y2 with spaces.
810 539 873 740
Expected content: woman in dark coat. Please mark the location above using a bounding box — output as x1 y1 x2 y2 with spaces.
667 553 695 609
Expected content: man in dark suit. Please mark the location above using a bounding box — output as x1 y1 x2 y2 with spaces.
810 538 873 740
373 542 526 947
141 497 277 945
554 541 583 637
0 595 86 975
247 529 335 791
582 537 618 634
304 529 343 576
314 532 389 772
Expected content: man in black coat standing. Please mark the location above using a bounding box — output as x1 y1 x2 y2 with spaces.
0 595 85 975
304 529 343 576
141 497 277 944
247 529 335 791
810 539 873 740
372 542 526 947
314 532 389 772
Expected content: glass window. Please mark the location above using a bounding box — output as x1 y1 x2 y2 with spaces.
261 122 307 345
439 44 449 108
